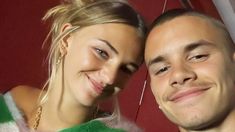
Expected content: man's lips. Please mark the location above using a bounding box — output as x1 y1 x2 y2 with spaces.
168 87 210 103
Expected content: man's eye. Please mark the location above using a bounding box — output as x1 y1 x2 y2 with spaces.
155 66 169 75
189 54 209 62
95 48 109 59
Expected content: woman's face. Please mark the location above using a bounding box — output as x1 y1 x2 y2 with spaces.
62 23 143 107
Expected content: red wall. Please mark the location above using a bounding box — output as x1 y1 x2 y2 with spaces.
0 0 219 131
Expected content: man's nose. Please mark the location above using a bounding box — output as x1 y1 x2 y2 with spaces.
169 64 196 87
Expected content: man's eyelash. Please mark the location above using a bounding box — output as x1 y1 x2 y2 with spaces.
155 66 170 75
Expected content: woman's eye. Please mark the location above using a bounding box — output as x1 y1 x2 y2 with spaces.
95 48 109 59
189 54 209 62
120 66 135 75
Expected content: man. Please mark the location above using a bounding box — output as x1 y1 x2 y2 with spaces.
144 9 235 132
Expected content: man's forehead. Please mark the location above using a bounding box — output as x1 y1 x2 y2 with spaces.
145 15 223 62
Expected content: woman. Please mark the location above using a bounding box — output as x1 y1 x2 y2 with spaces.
0 0 146 131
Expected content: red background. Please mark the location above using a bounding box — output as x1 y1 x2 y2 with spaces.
0 0 219 131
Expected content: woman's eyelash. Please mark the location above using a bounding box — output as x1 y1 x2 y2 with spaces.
120 66 135 74
95 48 109 59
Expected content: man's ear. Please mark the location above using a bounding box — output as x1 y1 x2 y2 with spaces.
59 23 73 56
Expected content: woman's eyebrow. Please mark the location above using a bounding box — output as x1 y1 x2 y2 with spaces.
97 39 118 55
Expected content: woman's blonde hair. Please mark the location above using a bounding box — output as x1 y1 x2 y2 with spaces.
39 0 146 121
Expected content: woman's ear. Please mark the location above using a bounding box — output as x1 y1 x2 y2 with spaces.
61 23 73 33
59 23 73 56
232 43 235 62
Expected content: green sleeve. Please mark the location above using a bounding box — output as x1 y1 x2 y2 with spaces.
0 94 14 123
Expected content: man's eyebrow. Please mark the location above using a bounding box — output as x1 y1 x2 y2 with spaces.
146 40 214 68
147 56 165 68
97 39 118 54
185 40 215 52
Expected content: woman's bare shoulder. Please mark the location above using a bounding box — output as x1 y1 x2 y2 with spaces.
10 85 41 100
10 85 40 95
10 85 42 114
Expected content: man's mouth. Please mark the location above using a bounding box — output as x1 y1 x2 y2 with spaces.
168 87 210 103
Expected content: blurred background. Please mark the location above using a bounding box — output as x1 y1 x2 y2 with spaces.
0 0 224 131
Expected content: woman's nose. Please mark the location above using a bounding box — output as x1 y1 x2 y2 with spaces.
101 64 119 85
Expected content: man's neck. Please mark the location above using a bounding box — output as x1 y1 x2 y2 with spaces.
179 108 235 132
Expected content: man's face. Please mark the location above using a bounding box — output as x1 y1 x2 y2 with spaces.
145 16 235 130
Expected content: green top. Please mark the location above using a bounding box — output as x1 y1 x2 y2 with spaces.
60 120 124 132
0 93 125 132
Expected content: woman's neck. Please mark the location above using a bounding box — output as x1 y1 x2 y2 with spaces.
38 97 94 131
37 67 95 131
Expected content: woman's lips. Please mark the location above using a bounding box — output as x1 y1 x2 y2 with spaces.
169 87 210 103
88 77 104 95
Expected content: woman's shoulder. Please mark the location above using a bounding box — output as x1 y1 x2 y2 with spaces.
10 85 41 116
10 85 40 97
10 85 41 104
